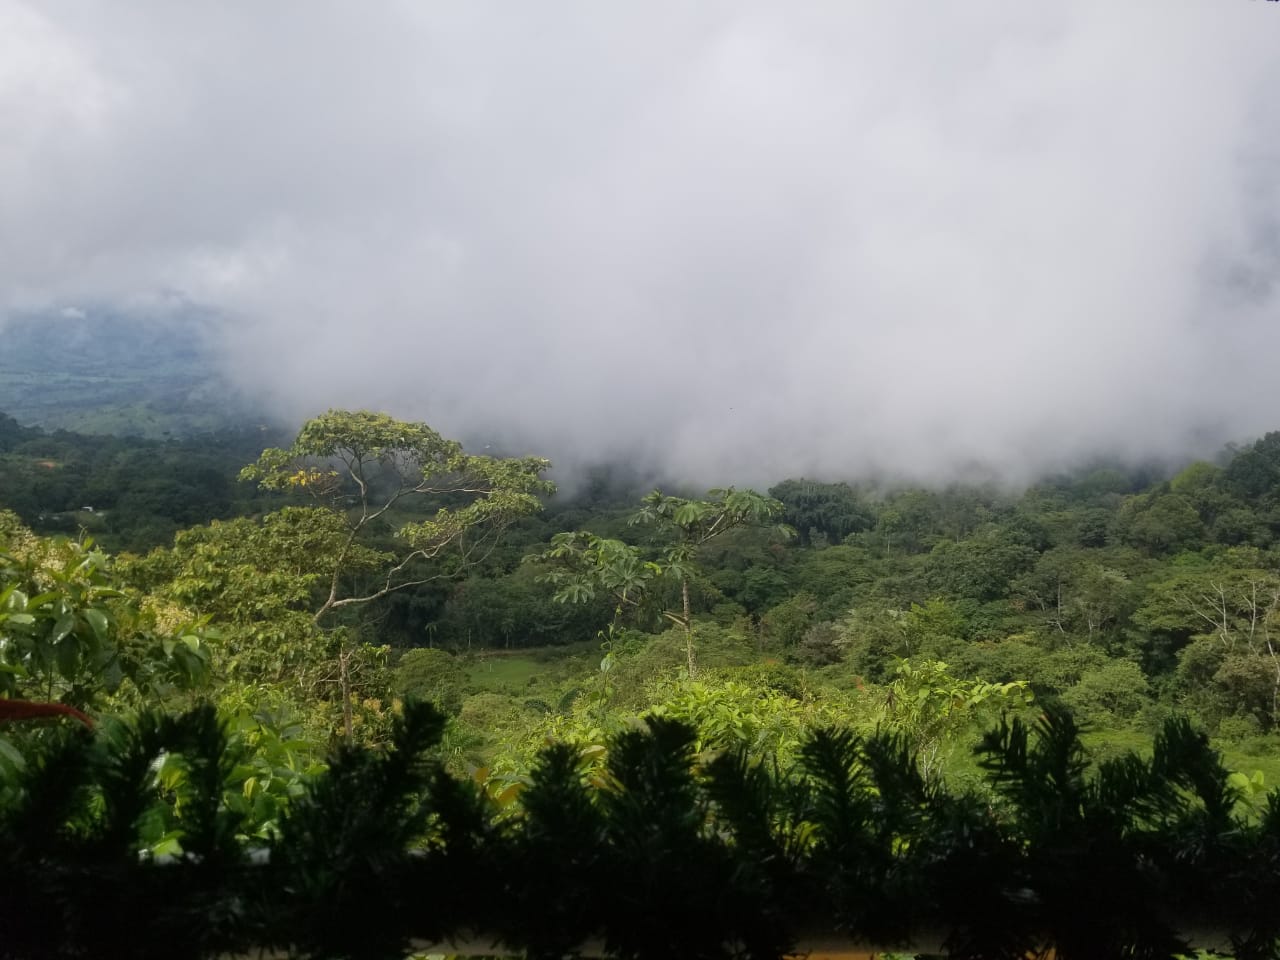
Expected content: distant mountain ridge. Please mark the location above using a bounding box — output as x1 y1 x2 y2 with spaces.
0 310 258 436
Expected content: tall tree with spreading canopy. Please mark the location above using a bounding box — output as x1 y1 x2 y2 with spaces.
235 410 553 737
242 410 553 622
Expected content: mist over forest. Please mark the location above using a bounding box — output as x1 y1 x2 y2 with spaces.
8 6 1280 955
3 2 1280 486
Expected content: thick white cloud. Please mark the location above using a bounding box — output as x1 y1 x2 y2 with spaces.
3 1 1279 484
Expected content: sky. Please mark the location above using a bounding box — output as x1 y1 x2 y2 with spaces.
2 2 1279 486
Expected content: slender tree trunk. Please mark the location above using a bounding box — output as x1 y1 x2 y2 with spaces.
339 647 354 741
682 577 696 677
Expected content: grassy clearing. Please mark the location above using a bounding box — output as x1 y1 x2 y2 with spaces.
464 655 545 694
462 642 598 694
1081 725 1280 784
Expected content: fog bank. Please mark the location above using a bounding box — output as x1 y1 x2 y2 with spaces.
3 2 1279 485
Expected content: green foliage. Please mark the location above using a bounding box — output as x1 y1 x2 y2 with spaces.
393 647 466 715
242 409 552 623
3 694 1280 957
206 410 553 740
0 512 210 709
0 704 258 957
219 707 327 841
1059 659 1151 723
118 509 385 743
540 486 788 677
0 413 282 553
1136 555 1280 728
15 412 1280 952
1014 547 1138 641
713 561 791 615
631 487 789 546
538 531 663 610
924 529 1039 601
434 563 608 648
881 658 1032 781
788 544 874 618
791 620 845 666
1117 491 1207 554
128 507 371 622
759 591 818 649
1223 431 1280 504
648 677 846 764
901 596 973 646
265 700 460 959
767 478 874 546
974 707 1280 958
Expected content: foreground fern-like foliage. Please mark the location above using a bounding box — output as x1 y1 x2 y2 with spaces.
1 701 1277 960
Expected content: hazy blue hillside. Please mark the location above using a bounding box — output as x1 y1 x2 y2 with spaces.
0 311 256 436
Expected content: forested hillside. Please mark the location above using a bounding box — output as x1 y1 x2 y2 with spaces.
0 412 286 551
4 407 1280 955
4 409 1279 761
0 312 255 437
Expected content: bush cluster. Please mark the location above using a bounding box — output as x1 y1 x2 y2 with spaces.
2 701 1278 960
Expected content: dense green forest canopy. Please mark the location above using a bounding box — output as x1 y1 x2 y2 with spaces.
4 409 1280 743
4 407 1280 954
0 411 287 551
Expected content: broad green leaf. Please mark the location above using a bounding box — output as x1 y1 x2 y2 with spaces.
50 614 76 645
82 608 109 640
0 735 25 773
55 636 79 677
150 832 185 858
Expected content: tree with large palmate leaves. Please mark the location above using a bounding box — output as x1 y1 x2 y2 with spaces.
540 487 789 676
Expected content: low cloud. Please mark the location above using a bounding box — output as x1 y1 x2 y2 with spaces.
3 2 1279 485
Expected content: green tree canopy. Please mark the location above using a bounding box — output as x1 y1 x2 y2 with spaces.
541 487 788 675
241 410 554 623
